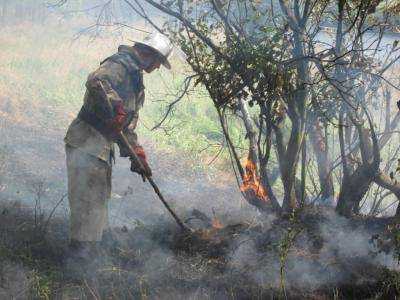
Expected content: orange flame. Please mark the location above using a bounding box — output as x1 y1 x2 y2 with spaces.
240 159 268 202
211 217 223 229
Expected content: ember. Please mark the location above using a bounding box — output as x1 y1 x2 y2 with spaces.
240 159 268 202
212 217 223 229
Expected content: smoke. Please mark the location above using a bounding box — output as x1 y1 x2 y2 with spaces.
225 207 399 293
0 261 31 299
305 211 398 287
0 193 398 298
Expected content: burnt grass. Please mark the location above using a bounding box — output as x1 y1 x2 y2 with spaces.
0 200 400 299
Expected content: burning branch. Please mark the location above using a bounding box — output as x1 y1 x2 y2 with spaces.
240 158 270 210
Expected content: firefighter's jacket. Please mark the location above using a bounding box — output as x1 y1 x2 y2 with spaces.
65 45 145 163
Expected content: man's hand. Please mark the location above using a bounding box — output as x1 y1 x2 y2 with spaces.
106 101 127 135
130 145 152 179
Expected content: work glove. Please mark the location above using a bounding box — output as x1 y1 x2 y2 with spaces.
130 145 152 180
106 101 127 136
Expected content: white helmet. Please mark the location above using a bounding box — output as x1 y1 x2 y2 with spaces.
135 32 173 69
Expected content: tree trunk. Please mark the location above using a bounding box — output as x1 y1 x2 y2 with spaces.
336 164 374 216
274 125 301 212
337 115 380 216
237 98 258 166
309 119 334 203
373 173 400 216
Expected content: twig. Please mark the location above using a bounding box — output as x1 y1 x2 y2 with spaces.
84 279 100 300
43 193 67 233
151 75 196 131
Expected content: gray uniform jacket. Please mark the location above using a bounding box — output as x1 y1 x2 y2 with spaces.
65 45 145 163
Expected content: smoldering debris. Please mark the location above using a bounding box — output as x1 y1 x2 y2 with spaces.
0 200 399 299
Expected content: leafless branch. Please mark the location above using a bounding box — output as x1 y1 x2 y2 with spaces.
151 75 196 131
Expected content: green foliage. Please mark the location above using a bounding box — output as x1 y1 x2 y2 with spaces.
169 17 292 111
31 272 53 300
139 71 246 166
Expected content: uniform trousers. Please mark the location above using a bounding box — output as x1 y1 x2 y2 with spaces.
66 145 111 242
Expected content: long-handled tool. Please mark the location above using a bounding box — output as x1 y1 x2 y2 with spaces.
117 131 191 232
98 81 191 232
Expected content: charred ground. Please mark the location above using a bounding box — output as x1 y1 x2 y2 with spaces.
1 199 399 299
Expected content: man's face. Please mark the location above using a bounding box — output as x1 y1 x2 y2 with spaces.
134 44 165 73
144 55 162 73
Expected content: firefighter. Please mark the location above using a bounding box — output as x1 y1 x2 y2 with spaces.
64 32 173 254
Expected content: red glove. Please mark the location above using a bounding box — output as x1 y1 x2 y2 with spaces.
106 101 127 134
130 145 152 178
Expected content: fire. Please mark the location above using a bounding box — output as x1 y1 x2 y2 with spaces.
240 159 268 202
212 217 223 229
